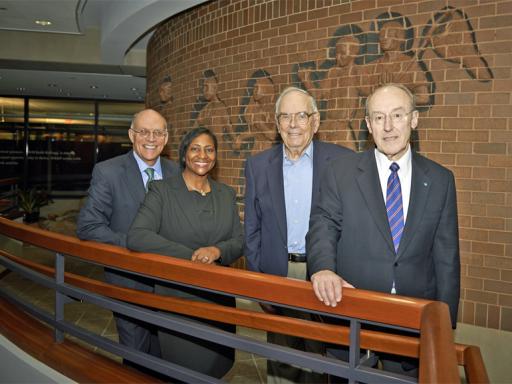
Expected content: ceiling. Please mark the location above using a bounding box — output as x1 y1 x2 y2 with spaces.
0 0 207 101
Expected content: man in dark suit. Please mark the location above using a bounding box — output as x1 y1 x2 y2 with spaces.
76 108 179 367
307 83 460 376
244 86 351 383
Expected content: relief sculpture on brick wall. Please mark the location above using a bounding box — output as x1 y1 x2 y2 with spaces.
291 7 492 151
191 69 236 150
234 69 278 152
184 6 492 158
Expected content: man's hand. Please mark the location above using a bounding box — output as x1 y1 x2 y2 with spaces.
311 270 354 307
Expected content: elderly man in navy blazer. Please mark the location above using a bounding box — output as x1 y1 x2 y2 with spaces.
307 83 460 377
77 109 179 369
244 86 351 383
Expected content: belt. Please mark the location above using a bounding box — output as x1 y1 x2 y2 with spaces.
288 253 306 263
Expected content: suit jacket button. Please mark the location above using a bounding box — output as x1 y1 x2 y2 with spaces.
394 262 398 267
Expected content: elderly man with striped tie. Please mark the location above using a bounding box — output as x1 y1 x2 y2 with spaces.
306 83 460 377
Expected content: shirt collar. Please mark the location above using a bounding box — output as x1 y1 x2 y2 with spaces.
374 144 411 173
283 141 314 163
132 151 163 177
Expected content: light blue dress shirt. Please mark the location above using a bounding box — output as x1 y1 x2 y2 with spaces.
132 152 163 186
283 142 314 254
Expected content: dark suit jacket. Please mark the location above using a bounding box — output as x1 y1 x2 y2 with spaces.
76 151 179 290
126 174 243 300
244 141 352 277
306 149 460 326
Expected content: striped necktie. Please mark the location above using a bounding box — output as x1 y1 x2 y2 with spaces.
144 168 155 192
386 162 404 254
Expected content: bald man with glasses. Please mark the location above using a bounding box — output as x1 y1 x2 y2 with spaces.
244 87 351 383
77 108 179 371
307 83 460 378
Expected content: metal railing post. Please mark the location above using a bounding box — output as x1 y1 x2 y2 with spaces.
54 252 65 342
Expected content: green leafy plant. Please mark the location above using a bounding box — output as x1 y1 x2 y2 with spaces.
17 188 51 223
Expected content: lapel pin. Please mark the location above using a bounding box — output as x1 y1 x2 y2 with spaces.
424 182 428 187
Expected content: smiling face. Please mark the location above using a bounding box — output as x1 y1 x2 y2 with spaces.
184 133 216 177
128 109 168 166
277 90 319 160
365 85 418 161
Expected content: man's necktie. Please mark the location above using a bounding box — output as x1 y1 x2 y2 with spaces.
386 162 404 254
144 168 155 192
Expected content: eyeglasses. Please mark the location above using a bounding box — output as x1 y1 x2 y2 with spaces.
131 128 168 138
277 111 316 127
369 110 415 126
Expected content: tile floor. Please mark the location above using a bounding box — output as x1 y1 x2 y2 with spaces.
1 235 511 383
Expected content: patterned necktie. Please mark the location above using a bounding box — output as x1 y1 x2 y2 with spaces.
144 168 155 192
386 162 404 254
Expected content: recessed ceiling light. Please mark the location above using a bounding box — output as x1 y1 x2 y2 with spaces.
90 85 98 89
131 87 138 91
16 87 26 91
48 83 57 87
35 20 52 26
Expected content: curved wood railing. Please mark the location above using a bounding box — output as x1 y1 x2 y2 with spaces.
0 217 488 383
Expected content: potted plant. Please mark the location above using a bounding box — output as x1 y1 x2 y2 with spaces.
17 188 51 224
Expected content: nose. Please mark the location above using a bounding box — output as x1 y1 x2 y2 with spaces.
289 113 298 128
383 114 393 131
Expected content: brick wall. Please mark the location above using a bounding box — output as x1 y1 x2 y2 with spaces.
146 0 512 331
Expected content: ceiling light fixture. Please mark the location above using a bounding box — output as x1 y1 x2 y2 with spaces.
90 85 98 89
17 87 26 91
35 20 52 26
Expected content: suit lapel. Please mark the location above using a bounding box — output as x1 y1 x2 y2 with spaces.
123 151 146 204
267 145 288 244
356 150 395 254
395 152 431 261
312 142 328 205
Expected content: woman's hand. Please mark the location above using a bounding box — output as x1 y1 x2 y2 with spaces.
191 246 221 264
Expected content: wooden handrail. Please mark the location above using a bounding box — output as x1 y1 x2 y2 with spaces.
0 217 428 329
0 177 19 187
0 217 489 383
458 345 490 384
419 301 460 382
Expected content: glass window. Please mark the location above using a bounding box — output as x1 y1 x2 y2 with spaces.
0 97 25 181
96 101 144 163
28 99 95 192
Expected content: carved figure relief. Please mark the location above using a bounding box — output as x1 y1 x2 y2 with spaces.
234 69 278 152
191 70 234 149
181 6 493 157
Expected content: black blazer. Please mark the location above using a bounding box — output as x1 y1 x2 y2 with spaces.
307 149 460 326
244 141 352 277
126 174 243 301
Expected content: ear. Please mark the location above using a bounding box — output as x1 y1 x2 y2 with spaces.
128 129 135 144
312 113 320 134
365 116 373 135
410 110 419 130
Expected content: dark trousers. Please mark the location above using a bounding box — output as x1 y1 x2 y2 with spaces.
267 307 327 383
